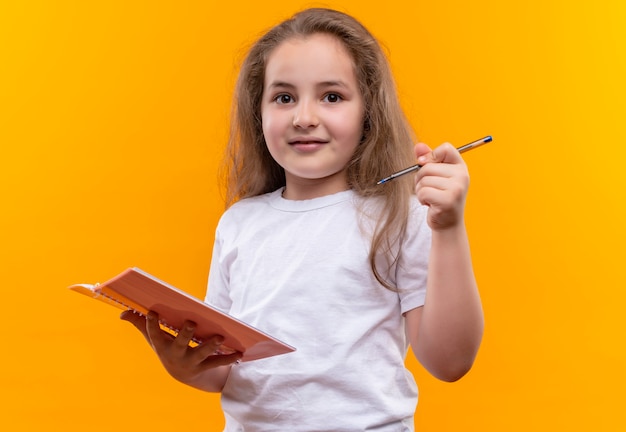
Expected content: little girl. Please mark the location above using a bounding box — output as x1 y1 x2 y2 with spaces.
123 7 484 431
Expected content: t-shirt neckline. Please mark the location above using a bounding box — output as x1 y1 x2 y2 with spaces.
269 187 354 212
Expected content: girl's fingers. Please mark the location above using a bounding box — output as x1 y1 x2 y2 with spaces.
145 311 177 352
417 184 465 209
416 142 464 166
191 335 228 362
201 352 243 368
120 309 147 337
415 162 459 182
414 142 432 160
172 320 197 352
415 176 451 194
432 143 463 164
120 310 156 348
413 144 469 231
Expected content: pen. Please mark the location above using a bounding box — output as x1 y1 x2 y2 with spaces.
376 136 493 185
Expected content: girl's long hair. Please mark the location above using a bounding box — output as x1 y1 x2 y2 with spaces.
221 8 416 290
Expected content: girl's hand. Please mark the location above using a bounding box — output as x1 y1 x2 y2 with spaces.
121 310 242 389
413 142 470 231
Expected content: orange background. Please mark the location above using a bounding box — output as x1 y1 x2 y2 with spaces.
1 0 625 430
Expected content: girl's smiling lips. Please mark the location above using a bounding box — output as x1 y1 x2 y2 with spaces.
288 136 329 152
288 136 329 144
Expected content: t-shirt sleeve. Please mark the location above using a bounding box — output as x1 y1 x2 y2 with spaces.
397 199 431 314
204 221 233 313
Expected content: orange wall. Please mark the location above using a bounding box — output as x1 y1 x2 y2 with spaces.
1 1 625 430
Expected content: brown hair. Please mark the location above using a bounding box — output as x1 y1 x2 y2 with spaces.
221 8 416 290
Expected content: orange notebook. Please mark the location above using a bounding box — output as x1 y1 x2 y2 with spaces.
69 267 295 361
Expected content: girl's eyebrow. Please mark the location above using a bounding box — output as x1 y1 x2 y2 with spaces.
317 80 349 89
266 81 295 90
266 80 350 90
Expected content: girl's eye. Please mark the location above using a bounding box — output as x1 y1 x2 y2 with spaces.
275 94 294 104
323 93 342 103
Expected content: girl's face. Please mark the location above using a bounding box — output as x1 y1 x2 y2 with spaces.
261 33 365 200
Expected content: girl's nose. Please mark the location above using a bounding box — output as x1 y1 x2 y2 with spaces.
292 100 319 129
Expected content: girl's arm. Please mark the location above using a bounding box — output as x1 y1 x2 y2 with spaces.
121 310 241 392
405 142 484 382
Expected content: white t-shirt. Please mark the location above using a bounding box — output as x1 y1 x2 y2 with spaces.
206 188 431 431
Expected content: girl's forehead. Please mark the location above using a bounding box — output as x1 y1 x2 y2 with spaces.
264 34 356 79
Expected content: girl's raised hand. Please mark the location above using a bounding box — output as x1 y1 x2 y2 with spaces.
121 310 242 390
413 142 470 231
